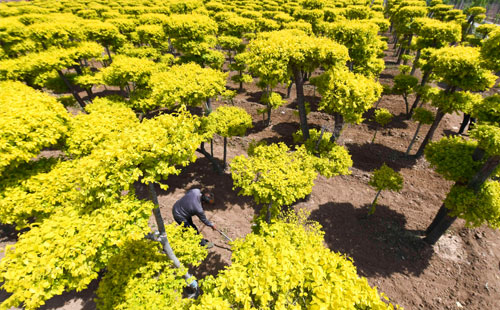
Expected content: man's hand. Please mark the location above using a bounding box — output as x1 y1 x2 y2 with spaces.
211 224 217 231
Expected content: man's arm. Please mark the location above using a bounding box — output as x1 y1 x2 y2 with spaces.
196 210 214 227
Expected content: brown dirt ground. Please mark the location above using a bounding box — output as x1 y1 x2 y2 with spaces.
2 41 500 310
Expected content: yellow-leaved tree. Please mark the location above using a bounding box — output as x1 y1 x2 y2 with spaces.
191 211 398 310
241 29 349 140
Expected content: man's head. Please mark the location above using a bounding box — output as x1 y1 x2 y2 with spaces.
201 191 215 205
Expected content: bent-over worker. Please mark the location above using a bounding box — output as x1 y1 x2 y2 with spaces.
172 188 216 248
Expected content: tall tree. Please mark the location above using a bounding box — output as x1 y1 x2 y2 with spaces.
242 29 349 140
414 46 496 158
310 67 382 141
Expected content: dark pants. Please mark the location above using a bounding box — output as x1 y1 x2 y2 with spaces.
175 217 208 246
458 113 476 134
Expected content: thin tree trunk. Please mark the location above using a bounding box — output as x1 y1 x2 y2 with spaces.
223 137 227 169
375 96 383 108
394 44 402 57
197 143 223 175
408 70 431 118
315 126 326 152
266 201 272 224
415 109 445 158
406 122 422 156
348 61 354 71
125 84 131 97
293 67 310 140
85 87 93 101
369 190 382 215
105 45 113 64
57 70 86 109
238 70 244 92
403 35 414 65
266 104 271 126
148 183 198 290
371 127 379 144
332 113 344 142
410 49 421 76
210 139 213 157
404 94 409 116
205 98 212 115
393 34 398 48
286 79 294 98
73 65 83 75
74 64 93 99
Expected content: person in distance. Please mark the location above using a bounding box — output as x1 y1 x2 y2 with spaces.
172 188 217 249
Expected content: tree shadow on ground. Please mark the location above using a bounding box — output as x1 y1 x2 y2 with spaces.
286 95 321 112
191 251 229 279
2 280 99 310
37 279 98 310
309 202 433 278
363 108 409 130
443 129 461 137
0 224 19 243
245 90 264 104
246 119 269 135
379 72 396 80
134 157 257 215
345 142 417 172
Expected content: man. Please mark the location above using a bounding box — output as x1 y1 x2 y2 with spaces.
172 188 217 248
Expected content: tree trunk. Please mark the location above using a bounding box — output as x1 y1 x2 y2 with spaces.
415 109 445 158
406 122 422 156
85 88 93 101
266 87 272 126
105 45 113 64
57 70 86 109
197 143 223 175
205 98 212 115
425 154 500 244
293 67 310 140
468 155 500 192
148 183 198 290
315 126 326 152
237 70 244 92
74 64 94 100
410 49 421 76
332 113 344 143
266 202 272 224
375 96 383 108
404 94 409 116
408 70 431 118
125 84 132 97
394 44 402 57
397 46 406 64
424 204 457 244
223 137 227 169
369 190 382 215
210 139 213 157
403 35 414 65
371 127 379 144
73 65 83 75
286 79 294 99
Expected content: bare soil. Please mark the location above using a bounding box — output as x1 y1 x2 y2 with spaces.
2 42 500 310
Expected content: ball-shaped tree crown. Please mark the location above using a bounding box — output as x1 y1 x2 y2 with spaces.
428 46 497 91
